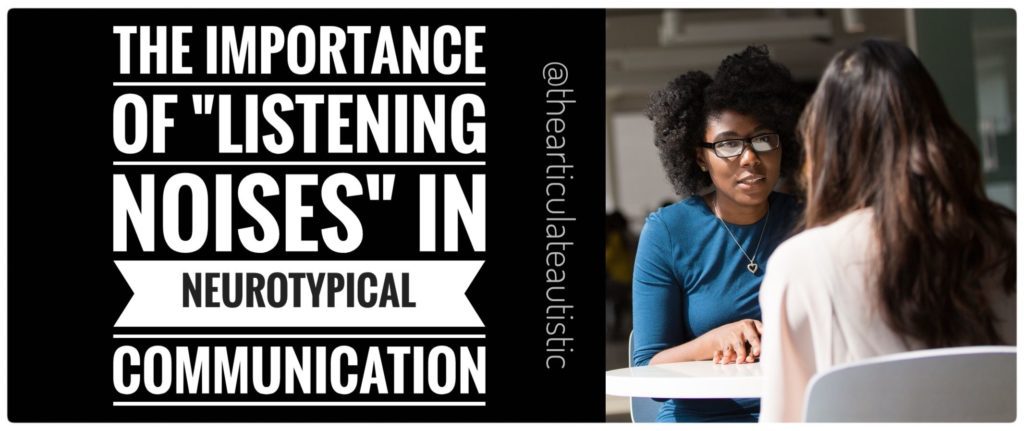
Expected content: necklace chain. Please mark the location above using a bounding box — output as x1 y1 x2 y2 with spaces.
713 194 770 268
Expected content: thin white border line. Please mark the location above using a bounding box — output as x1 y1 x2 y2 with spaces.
113 82 487 87
112 401 486 407
112 334 486 339
112 161 486 166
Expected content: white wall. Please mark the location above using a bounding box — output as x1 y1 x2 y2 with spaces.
608 112 678 233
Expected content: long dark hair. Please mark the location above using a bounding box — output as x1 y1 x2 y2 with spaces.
798 39 1015 348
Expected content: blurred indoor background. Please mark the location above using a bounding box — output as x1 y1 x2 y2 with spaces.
603 9 1016 422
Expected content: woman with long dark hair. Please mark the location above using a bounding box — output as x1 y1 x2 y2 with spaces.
632 46 805 422
756 39 1016 422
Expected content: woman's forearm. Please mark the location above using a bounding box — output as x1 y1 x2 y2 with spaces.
648 333 714 364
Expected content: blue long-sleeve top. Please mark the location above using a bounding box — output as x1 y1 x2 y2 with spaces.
631 191 801 422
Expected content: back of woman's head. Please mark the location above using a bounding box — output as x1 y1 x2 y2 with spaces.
799 39 1015 347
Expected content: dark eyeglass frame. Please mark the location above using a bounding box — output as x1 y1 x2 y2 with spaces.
699 133 781 159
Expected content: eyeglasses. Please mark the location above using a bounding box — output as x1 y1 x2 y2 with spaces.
700 133 781 159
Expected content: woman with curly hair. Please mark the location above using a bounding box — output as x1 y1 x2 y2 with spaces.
631 46 806 422
758 39 1015 422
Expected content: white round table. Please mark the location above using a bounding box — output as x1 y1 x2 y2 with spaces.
606 361 762 399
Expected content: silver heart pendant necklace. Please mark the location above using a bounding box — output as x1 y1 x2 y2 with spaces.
713 194 770 275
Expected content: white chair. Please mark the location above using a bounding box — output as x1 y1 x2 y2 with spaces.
627 331 663 422
803 346 1016 422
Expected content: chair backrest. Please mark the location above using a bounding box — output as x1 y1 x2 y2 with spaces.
628 331 663 423
804 346 1016 422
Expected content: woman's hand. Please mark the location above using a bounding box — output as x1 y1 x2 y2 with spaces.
646 318 764 365
703 319 763 364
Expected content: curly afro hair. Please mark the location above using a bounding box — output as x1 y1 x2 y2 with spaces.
645 45 806 196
